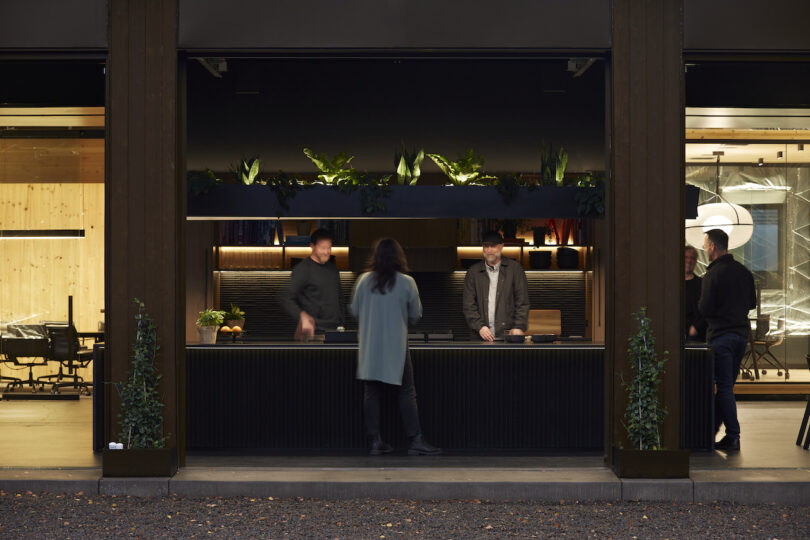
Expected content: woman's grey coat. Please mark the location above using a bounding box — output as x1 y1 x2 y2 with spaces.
350 272 422 385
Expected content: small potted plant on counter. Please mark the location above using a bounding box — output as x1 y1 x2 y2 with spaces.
196 308 225 344
103 299 176 477
224 303 246 330
613 307 689 478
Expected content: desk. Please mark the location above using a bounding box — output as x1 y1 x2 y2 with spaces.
78 331 104 343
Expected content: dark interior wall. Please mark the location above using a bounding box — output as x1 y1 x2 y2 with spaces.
686 62 810 108
0 61 105 107
187 59 607 173
685 0 810 51
0 0 107 49
179 0 611 50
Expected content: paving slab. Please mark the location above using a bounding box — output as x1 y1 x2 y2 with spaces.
621 478 694 502
170 467 621 501
0 469 100 495
99 477 170 496
692 468 810 504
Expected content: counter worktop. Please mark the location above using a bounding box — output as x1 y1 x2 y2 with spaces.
187 340 604 350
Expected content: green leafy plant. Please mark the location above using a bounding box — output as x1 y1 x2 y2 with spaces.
303 148 356 185
224 303 245 321
187 169 221 196
235 157 261 185
394 146 425 185
197 308 225 327
263 170 308 213
427 149 497 186
623 307 668 450
574 171 606 217
494 173 525 205
117 299 167 449
540 140 568 186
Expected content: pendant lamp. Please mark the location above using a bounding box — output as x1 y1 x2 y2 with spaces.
685 152 754 250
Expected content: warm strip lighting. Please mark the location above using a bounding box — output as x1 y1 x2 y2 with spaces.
0 229 85 239
0 107 105 128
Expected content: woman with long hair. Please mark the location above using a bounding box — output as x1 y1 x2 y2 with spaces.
350 238 441 456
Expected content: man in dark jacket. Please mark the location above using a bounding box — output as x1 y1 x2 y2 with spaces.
462 231 530 341
699 229 756 451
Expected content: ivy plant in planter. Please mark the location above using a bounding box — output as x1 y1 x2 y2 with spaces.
427 149 497 186
303 148 392 214
613 307 689 478
187 169 221 196
103 299 176 477
572 171 605 218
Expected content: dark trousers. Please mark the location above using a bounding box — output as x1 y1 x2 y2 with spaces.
711 332 748 438
363 353 421 439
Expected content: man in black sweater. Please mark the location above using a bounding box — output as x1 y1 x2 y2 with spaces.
699 229 756 451
282 228 344 339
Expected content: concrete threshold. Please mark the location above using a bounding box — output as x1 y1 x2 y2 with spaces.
0 467 809 504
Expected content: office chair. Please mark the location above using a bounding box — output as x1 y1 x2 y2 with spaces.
796 354 810 450
0 336 24 389
1 324 51 393
38 324 93 395
741 315 788 380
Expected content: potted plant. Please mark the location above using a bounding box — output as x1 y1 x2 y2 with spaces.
103 299 176 477
613 307 690 478
196 308 225 344
427 149 497 186
394 146 425 185
224 303 245 330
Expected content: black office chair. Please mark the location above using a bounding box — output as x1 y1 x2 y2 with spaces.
0 336 24 389
741 315 788 380
38 324 93 395
1 324 51 393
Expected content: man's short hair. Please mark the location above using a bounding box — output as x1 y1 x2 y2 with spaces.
705 229 728 252
685 245 698 258
310 228 333 245
481 231 504 245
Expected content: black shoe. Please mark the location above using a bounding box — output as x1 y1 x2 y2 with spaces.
715 435 740 451
369 435 393 456
408 434 442 456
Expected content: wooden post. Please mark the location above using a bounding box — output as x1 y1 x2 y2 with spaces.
608 0 685 459
106 0 184 462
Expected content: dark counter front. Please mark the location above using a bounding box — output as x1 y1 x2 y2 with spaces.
186 343 605 452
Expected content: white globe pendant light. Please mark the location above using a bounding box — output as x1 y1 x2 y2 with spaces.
685 152 754 250
685 202 754 249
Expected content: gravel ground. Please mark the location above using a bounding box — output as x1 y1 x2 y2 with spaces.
1 491 808 539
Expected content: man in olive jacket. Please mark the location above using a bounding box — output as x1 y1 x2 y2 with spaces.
463 231 530 341
699 228 757 452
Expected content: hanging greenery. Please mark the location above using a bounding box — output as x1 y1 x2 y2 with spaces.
117 299 167 449
623 307 668 450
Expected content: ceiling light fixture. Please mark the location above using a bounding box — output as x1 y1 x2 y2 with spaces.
757 158 764 167
777 151 784 159
799 144 805 151
685 152 754 250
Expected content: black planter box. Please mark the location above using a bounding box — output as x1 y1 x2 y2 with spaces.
188 185 592 219
612 448 690 478
102 448 177 477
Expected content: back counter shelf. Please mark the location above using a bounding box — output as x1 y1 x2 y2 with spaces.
184 343 714 453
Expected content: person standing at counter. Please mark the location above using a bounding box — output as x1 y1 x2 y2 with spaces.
685 245 707 342
282 228 344 340
350 237 441 456
699 229 756 452
462 231 530 341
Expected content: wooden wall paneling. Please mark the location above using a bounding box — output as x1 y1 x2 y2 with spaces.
0 139 104 183
609 0 684 457
0 183 104 383
107 0 180 452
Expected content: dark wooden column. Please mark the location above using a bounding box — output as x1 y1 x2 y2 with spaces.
106 0 184 460
608 1 685 457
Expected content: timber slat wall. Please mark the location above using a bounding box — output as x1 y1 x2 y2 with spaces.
107 0 181 453
610 1 684 454
186 346 605 451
